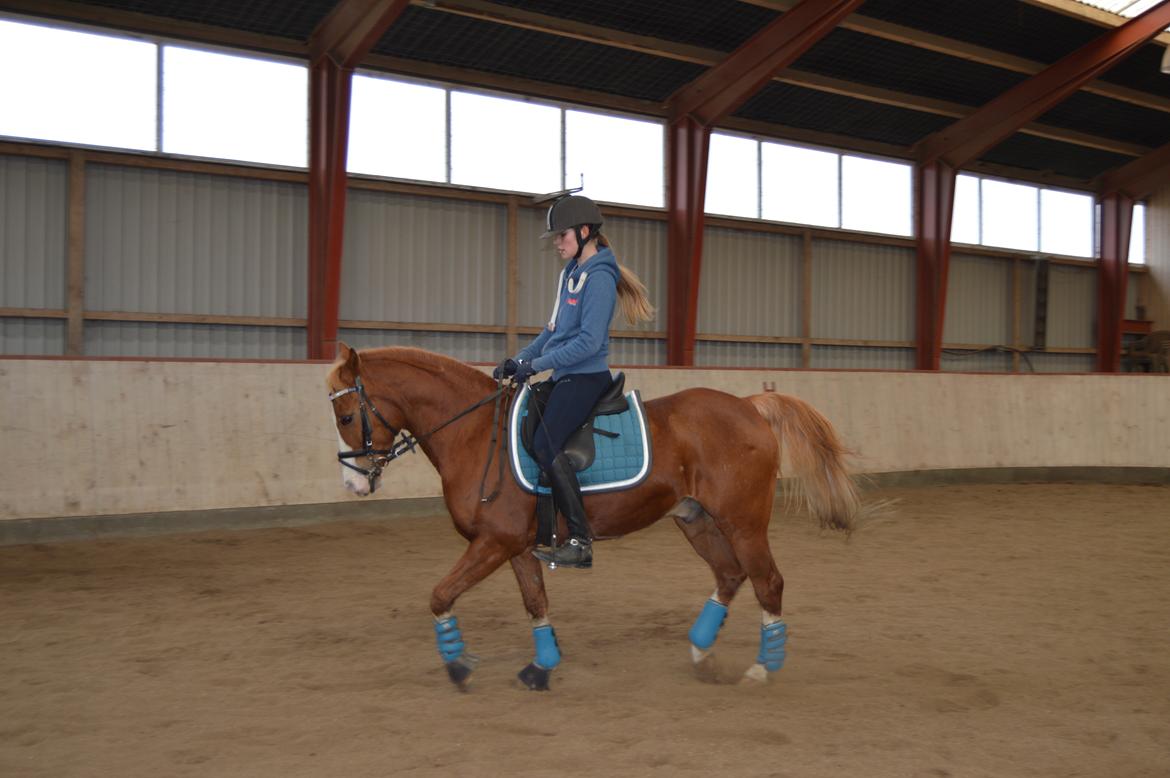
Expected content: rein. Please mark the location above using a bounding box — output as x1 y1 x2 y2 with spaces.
329 375 512 500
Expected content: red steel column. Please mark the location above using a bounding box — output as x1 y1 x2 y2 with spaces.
307 58 353 361
1095 191 1134 373
666 116 711 367
914 159 956 371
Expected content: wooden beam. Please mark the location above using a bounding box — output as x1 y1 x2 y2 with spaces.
915 2 1170 169
1096 140 1170 199
0 0 307 57
741 0 1170 112
65 153 86 356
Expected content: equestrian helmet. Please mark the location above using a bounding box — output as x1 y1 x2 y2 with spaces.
543 195 603 238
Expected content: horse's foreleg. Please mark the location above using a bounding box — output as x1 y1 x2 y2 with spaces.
508 553 560 691
430 536 510 690
674 509 748 680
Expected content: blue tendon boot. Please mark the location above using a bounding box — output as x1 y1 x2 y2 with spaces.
434 614 478 689
688 596 728 681
743 618 787 683
517 622 561 691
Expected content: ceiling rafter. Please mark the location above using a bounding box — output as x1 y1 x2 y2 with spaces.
739 0 1170 112
1018 0 1170 44
1096 139 1170 196
419 0 1150 158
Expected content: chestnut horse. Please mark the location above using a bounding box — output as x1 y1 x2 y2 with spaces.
326 344 859 691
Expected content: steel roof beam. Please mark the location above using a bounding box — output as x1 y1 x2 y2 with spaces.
663 0 864 365
305 0 411 360
910 1 1170 371
914 1 1170 169
1096 140 1170 199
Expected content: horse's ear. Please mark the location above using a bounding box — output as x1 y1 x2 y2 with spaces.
336 341 361 379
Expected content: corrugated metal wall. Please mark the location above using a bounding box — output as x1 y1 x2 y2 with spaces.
337 328 501 363
945 253 1013 347
1147 183 1169 328
86 165 307 316
1027 353 1096 373
1 156 68 354
0 151 1149 371
696 341 801 368
940 348 1015 373
342 190 505 325
86 322 304 358
811 239 915 342
1045 265 1095 349
698 226 801 337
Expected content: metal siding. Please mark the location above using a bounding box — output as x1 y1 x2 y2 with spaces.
809 345 915 369
698 227 801 337
1147 184 1170 327
517 206 563 328
608 336 666 366
944 253 1013 346
85 322 303 358
341 191 505 325
337 328 501 363
1 317 66 355
607 216 667 335
940 349 1014 372
1045 265 1095 349
1027 352 1095 373
85 164 307 318
695 341 801 368
810 239 915 341
0 156 67 309
1018 261 1038 349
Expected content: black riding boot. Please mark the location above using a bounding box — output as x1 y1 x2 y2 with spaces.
532 453 594 569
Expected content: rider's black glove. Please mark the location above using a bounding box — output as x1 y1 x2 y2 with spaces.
512 360 538 384
492 357 519 380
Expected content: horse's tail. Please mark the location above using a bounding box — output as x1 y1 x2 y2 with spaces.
748 393 860 534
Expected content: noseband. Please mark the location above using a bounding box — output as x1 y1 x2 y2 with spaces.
328 375 419 483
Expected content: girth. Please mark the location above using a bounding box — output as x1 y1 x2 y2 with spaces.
520 372 627 472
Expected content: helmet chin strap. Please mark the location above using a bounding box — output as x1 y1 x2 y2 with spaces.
572 225 595 260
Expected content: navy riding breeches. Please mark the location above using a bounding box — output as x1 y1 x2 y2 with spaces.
530 370 612 471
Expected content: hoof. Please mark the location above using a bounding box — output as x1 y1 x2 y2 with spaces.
445 655 478 690
517 662 552 691
741 662 770 684
691 647 719 684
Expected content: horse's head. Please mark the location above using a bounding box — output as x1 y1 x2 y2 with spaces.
326 343 410 496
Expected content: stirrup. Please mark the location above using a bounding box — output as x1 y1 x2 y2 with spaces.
533 537 593 569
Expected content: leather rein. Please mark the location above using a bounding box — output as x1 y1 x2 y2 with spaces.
328 375 512 500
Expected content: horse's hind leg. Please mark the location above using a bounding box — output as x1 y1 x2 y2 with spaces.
673 502 748 680
720 515 788 683
508 553 560 691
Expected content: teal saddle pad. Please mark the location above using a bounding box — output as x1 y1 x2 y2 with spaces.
507 384 652 495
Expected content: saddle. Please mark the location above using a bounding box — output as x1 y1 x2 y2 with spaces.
520 372 628 471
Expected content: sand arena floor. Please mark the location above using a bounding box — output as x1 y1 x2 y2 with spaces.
2 483 1168 777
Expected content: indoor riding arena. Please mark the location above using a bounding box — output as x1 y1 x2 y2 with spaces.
2 2 1169 777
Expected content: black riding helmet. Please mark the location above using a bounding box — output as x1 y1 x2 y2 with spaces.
543 195 603 260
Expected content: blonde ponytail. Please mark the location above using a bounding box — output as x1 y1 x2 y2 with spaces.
596 232 655 325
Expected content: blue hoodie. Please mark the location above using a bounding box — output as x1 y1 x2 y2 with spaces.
515 246 619 380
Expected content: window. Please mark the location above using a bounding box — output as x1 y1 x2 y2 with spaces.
951 174 980 244
841 155 911 236
1040 189 1093 258
981 178 1038 251
566 110 663 207
761 142 839 228
1129 203 1146 265
0 19 156 150
706 133 759 218
348 75 446 182
449 92 560 194
162 46 307 167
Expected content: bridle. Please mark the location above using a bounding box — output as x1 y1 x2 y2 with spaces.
328 374 510 495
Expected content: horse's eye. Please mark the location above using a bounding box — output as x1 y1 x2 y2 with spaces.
339 415 353 426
